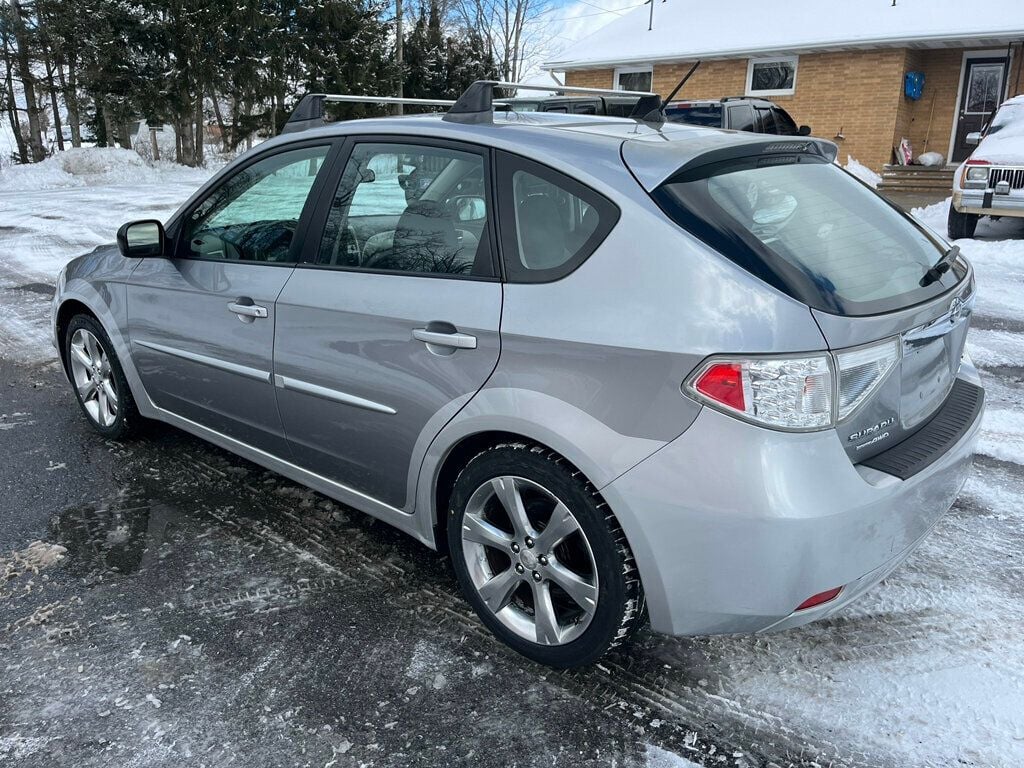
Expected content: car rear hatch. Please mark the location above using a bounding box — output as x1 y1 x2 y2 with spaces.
623 133 977 464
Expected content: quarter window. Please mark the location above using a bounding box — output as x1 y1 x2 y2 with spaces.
746 57 798 96
318 143 493 277
183 145 329 262
498 154 619 283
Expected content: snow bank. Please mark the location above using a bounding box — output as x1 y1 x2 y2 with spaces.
844 156 881 188
0 148 163 191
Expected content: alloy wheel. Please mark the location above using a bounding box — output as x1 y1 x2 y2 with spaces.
460 475 599 645
69 328 119 428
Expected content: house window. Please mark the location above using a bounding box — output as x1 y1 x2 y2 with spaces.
614 66 653 93
746 56 798 96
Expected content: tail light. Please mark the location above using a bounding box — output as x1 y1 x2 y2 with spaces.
835 340 899 421
686 338 899 431
689 355 832 430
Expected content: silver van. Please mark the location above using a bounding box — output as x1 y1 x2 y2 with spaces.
52 83 984 667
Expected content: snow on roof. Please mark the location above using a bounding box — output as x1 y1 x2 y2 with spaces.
544 0 1024 69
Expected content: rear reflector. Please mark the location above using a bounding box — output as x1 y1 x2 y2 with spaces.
795 586 843 611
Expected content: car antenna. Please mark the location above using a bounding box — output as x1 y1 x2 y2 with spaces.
661 60 702 108
630 60 701 124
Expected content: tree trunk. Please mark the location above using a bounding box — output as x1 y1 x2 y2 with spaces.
149 127 160 162
102 104 116 149
63 60 81 147
194 94 204 166
2 39 28 163
10 0 46 161
177 115 195 167
210 88 229 152
44 55 64 151
118 120 132 150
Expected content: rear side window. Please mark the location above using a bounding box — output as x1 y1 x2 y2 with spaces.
771 107 799 135
755 107 777 133
664 103 723 127
726 104 755 132
652 156 964 315
497 153 619 283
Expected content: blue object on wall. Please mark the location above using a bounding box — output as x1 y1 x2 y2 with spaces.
905 71 925 100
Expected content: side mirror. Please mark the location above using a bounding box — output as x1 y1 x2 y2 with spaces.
116 219 166 258
798 125 812 136
966 131 983 146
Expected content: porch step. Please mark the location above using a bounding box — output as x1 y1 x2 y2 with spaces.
879 164 956 193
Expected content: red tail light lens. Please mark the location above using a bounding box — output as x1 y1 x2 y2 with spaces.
693 363 745 411
795 586 843 611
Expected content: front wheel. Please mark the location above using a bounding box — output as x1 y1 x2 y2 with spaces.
447 443 645 667
947 203 979 239
65 314 141 439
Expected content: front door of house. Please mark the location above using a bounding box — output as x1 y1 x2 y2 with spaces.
952 56 1007 163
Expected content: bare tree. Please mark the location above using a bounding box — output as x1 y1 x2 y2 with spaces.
454 0 552 83
9 0 45 160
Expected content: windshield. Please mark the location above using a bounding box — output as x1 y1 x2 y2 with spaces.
987 103 1024 136
652 156 965 315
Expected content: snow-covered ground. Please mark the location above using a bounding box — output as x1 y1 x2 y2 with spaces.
0 149 214 362
1 150 1024 766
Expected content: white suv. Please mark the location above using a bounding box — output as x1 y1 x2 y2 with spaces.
950 95 1024 238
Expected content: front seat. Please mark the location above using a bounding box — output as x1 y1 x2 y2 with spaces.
366 200 470 274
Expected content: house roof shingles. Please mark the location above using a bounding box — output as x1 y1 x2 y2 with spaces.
543 0 1024 70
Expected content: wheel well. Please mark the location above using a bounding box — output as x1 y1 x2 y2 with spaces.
432 430 588 554
54 299 96 375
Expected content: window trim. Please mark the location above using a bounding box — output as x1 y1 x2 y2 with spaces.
297 134 502 282
745 56 798 97
169 139 340 266
614 65 653 93
495 150 620 284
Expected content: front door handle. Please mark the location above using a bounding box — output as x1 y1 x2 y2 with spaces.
227 297 268 321
412 327 477 350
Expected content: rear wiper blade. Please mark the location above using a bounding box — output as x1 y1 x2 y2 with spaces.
920 244 961 287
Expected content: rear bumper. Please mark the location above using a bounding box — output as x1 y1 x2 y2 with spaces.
602 365 984 636
954 189 1024 218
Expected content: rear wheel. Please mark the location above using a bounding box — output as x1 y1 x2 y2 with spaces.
947 203 979 239
65 314 141 439
447 443 644 667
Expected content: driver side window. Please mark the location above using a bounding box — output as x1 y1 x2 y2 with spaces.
184 145 329 263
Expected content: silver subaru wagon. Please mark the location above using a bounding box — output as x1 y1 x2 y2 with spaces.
52 82 984 667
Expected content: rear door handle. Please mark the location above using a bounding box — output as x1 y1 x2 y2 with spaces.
412 328 477 349
227 297 268 320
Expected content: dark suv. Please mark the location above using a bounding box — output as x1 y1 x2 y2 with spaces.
504 95 643 118
508 95 809 136
664 98 810 135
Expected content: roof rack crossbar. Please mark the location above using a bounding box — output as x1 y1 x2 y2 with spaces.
444 80 657 124
282 79 663 133
282 93 467 134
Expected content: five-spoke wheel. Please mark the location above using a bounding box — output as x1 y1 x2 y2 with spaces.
64 314 140 439
461 475 599 646
68 327 119 428
448 443 644 667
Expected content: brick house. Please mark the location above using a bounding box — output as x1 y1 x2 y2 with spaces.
544 0 1024 172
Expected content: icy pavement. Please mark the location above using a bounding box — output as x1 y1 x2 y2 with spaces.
1 156 1024 766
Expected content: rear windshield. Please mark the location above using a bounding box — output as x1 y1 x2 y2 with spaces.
664 104 723 127
652 156 965 315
